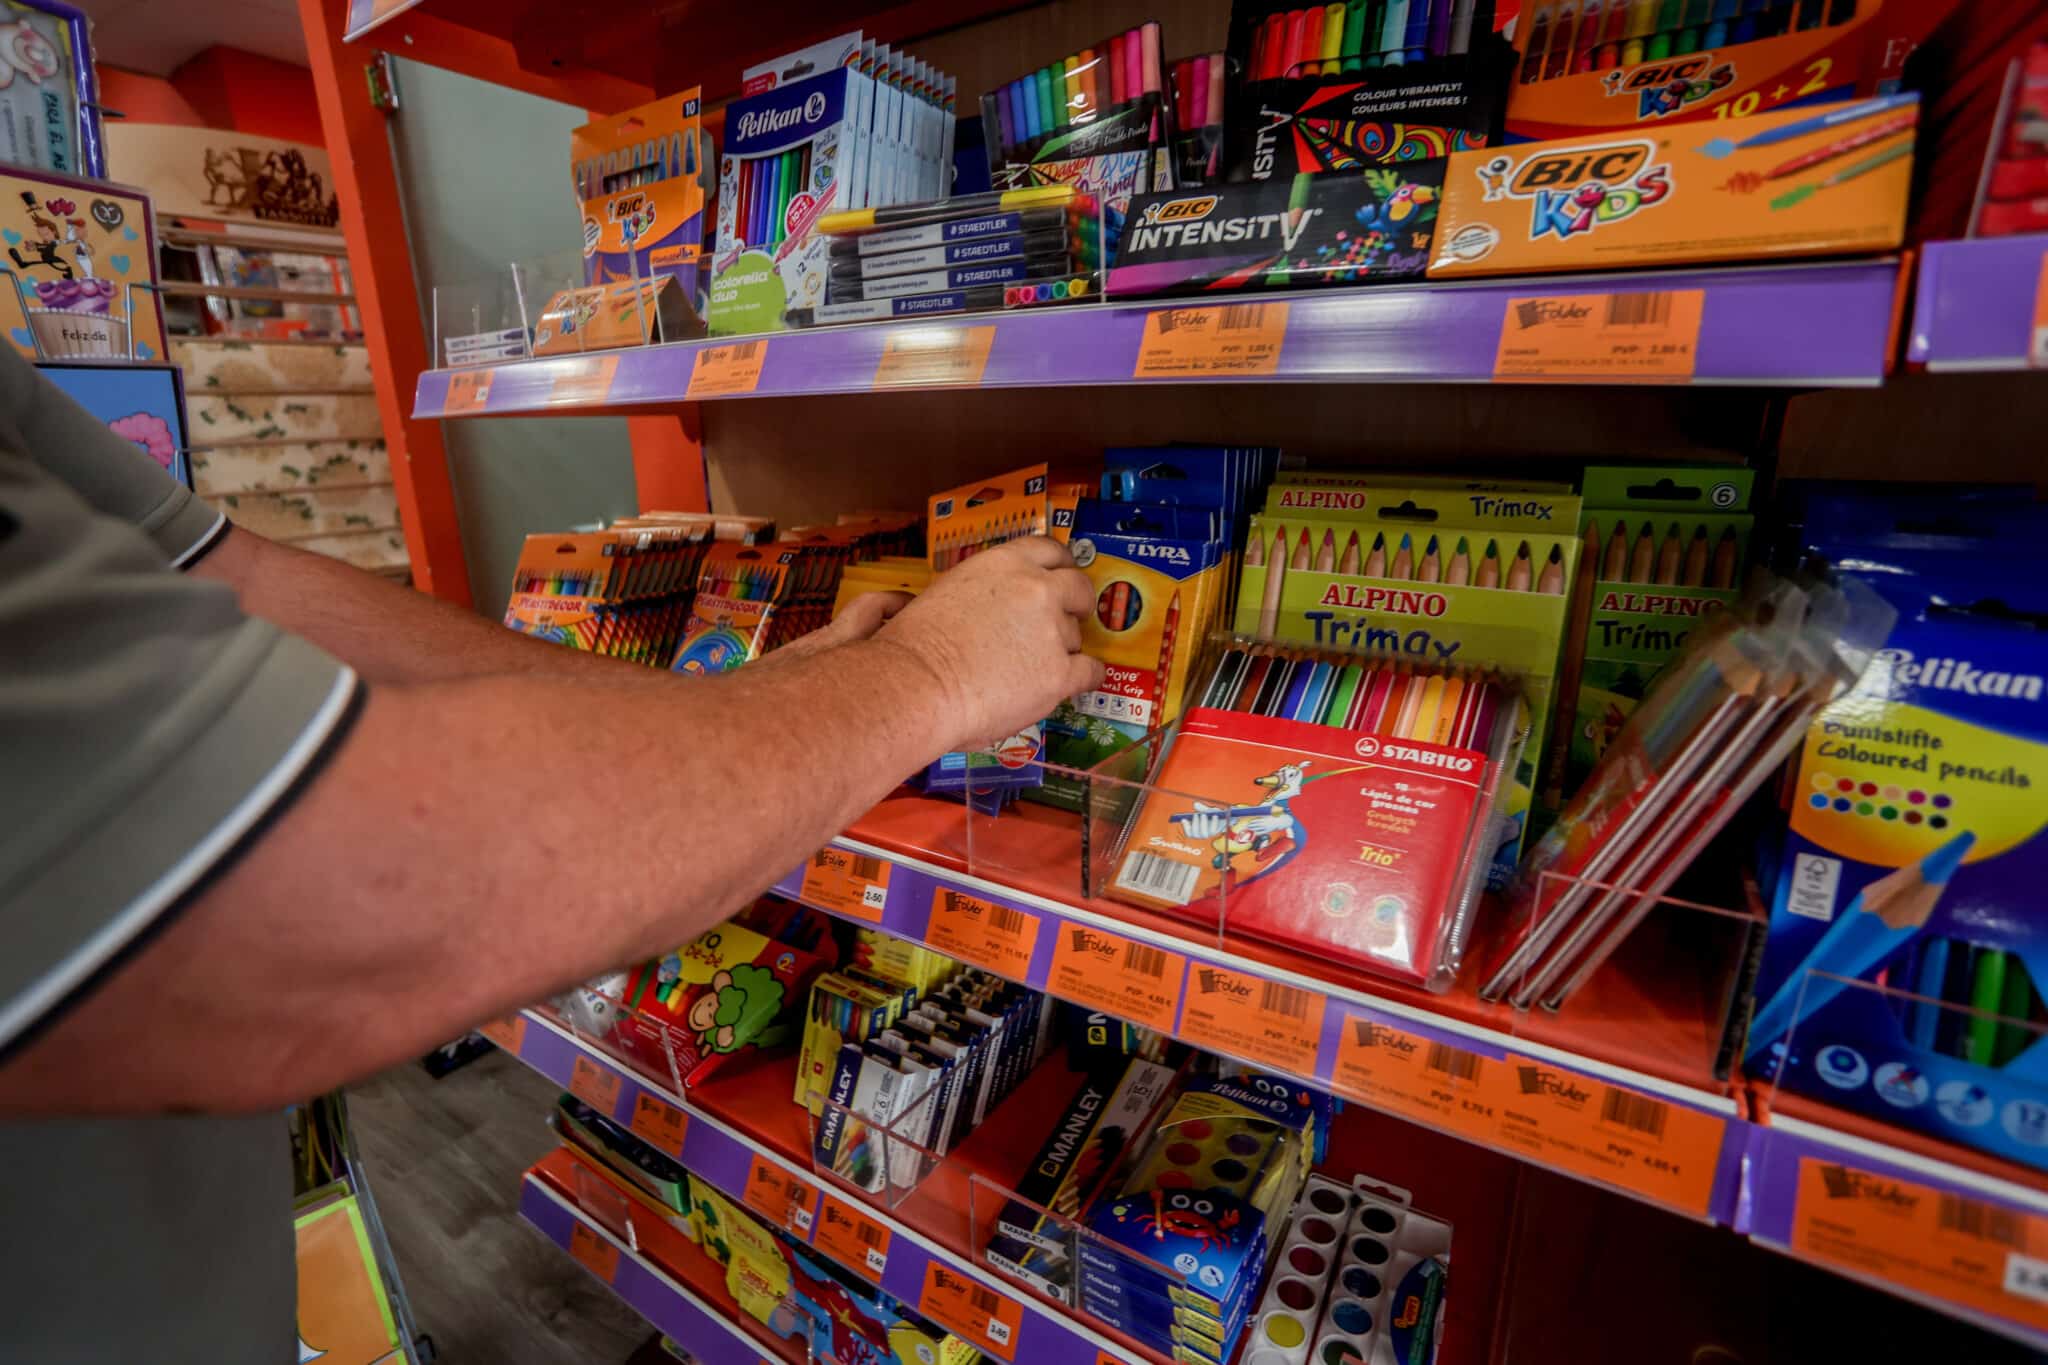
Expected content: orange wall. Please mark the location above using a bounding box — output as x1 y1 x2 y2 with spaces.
99 47 324 147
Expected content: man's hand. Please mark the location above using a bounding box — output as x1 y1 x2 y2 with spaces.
874 537 1103 753
757 589 913 670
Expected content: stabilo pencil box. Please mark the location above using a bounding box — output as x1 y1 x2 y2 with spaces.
1751 494 2048 1170
1431 92 1918 278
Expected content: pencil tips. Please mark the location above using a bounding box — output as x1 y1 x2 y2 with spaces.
1923 830 1977 885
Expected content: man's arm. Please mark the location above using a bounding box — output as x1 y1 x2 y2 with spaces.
0 538 1099 1117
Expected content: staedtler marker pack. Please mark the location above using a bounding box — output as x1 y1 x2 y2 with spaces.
1751 490 2048 1170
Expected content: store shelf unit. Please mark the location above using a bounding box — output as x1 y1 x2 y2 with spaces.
411 259 1905 420
493 1009 1145 1365
1741 1110 2048 1349
1907 233 2048 372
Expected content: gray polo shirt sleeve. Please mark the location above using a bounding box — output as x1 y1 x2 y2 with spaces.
0 345 360 1054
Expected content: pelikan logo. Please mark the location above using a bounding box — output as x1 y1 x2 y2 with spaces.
734 91 828 140
1870 648 2044 702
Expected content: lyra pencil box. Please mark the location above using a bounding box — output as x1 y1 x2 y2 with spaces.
1106 165 1441 299
1750 493 2048 1171
1109 641 1522 990
1431 92 1918 278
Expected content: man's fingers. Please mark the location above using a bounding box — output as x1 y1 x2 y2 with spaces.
1004 535 1078 571
1067 652 1106 697
1059 613 1082 655
1048 565 1095 620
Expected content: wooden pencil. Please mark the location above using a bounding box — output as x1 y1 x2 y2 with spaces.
1629 524 1655 582
1602 520 1628 580
1476 539 1501 588
1390 532 1414 579
1505 541 1533 592
1681 525 1709 586
1654 523 1682 585
1417 534 1442 583
1446 536 1471 585
1536 542 1565 594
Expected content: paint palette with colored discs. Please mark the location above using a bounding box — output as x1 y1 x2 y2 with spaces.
1311 1182 1450 1365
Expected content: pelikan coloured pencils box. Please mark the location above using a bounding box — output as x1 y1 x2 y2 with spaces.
1105 166 1442 298
1429 92 1917 278
1751 493 2048 1170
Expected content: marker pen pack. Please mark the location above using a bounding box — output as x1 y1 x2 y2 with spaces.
1220 0 1518 184
827 254 1082 301
1502 0 1961 143
571 89 715 317
1109 640 1522 989
833 230 1087 279
1234 480 1580 879
1430 93 1919 278
1750 494 2048 1169
1557 466 1755 798
1106 164 1443 298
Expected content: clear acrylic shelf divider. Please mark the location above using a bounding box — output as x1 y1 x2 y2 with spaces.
806 1078 946 1213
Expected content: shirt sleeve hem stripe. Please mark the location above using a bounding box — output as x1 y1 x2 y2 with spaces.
170 510 230 569
0 665 359 1054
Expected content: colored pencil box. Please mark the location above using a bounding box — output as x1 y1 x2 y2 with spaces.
1105 165 1441 299
1430 92 1919 278
1750 492 2048 1170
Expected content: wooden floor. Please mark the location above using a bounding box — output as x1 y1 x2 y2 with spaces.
348 1050 655 1365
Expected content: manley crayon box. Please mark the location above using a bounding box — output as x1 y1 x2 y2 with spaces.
1430 92 1918 278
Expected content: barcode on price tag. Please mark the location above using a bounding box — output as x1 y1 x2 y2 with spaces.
686 339 768 398
918 1263 1021 1359
1135 302 1289 379
814 1193 893 1282
926 888 1040 978
1598 1087 1670 1139
1425 1041 1482 1083
1604 291 1674 326
1047 925 1184 1033
1941 1192 2025 1247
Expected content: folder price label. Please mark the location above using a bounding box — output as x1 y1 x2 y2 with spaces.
444 368 493 414
1134 302 1289 379
1790 1157 2048 1332
814 1193 893 1281
800 848 891 924
1494 290 1704 383
569 1054 623 1117
744 1154 818 1238
568 1222 621 1283
874 324 996 389
1179 963 1323 1076
478 1014 526 1054
2031 253 2048 369
687 340 769 398
628 1092 690 1158
918 1263 1022 1361
925 889 1040 980
1047 924 1184 1034
548 353 621 406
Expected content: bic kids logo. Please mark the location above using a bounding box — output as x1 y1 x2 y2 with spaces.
1601 56 1736 119
1475 140 1671 243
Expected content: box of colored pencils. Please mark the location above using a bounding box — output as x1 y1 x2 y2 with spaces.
1106 165 1441 299
571 88 715 313
1430 91 1918 277
982 23 1179 244
1553 466 1754 800
709 34 957 336
927 461 1097 570
1234 476 1581 883
788 186 1107 327
1746 490 2048 1169
1220 0 1516 184
503 525 715 667
1106 639 1522 989
1502 0 1962 142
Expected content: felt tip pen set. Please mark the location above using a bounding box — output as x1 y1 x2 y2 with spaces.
1169 51 1229 186
1108 639 1521 990
571 89 715 315
709 33 957 336
1551 466 1755 803
1748 489 2048 1170
1428 92 1920 277
1106 164 1442 298
1221 0 1516 185
1492 573 1894 1012
1502 0 1961 142
1235 474 1580 882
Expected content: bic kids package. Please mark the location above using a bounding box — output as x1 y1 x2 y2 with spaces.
572 89 714 308
1750 492 2048 1171
1429 93 1918 278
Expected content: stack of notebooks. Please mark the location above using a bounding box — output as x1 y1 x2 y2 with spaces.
789 186 1103 327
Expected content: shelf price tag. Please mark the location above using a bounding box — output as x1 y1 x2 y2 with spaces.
1134 302 1288 379
873 325 995 388
1790 1157 2048 1331
1493 289 1704 382
743 1154 818 1238
568 1055 623 1117
918 1263 1021 1360
478 1014 526 1054
2031 253 2048 368
814 1192 893 1282
628 1092 690 1159
1046 924 1184 1034
925 888 1040 980
687 339 769 398
547 354 620 406
800 848 891 924
444 368 493 414
568 1222 621 1284
1179 963 1324 1076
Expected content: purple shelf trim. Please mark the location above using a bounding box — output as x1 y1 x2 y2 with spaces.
413 261 1901 418
1908 234 2048 370
519 1178 769 1365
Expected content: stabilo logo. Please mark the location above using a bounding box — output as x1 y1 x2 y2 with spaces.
1144 195 1219 224
1507 141 1653 196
